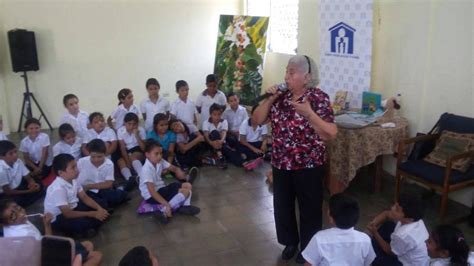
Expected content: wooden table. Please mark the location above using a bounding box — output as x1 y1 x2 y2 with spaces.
326 117 408 194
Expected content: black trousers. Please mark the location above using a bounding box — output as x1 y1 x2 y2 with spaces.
272 166 324 251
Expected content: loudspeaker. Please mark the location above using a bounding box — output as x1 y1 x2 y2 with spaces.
8 29 39 72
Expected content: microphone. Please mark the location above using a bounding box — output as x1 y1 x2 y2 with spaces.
254 83 288 102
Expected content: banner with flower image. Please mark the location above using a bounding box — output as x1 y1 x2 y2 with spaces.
214 15 269 106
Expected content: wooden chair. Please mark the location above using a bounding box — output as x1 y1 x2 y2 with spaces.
395 113 474 221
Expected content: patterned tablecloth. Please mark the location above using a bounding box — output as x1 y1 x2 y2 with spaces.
326 117 408 187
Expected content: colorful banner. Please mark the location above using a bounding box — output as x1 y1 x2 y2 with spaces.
214 15 269 106
319 0 373 109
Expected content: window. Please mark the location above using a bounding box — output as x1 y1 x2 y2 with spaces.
246 0 299 55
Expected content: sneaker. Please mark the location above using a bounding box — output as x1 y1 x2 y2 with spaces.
243 157 264 171
155 212 169 225
218 157 227 169
203 156 217 166
123 177 137 192
187 167 199 184
177 205 200 216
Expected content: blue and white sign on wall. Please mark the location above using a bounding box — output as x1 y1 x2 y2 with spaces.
319 0 373 108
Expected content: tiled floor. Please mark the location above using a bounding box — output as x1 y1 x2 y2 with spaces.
7 130 474 265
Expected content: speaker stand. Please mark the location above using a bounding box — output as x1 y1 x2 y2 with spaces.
17 71 53 132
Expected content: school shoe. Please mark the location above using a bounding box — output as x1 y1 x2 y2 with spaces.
123 176 137 192
177 205 200 216
203 156 217 166
281 245 298 260
218 157 227 169
295 252 306 264
243 157 264 171
187 167 199 184
154 212 169 225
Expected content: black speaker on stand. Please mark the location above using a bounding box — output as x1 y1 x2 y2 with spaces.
7 29 52 132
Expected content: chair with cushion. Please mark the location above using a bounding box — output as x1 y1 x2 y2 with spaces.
395 113 474 221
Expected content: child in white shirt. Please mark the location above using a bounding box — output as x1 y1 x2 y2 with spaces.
59 94 89 142
107 88 141 130
139 139 200 224
302 193 375 266
78 139 129 208
170 80 198 134
0 140 44 207
117 113 145 191
238 106 269 170
19 118 52 179
140 78 170 132
223 92 248 148
44 154 109 237
82 112 117 157
426 224 473 266
0 115 8 141
367 193 430 266
195 74 227 129
53 123 82 160
0 201 102 265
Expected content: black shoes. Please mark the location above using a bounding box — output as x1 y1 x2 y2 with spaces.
281 245 298 260
177 205 200 216
187 167 199 184
155 212 169 225
295 252 306 264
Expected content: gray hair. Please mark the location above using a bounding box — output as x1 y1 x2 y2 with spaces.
288 55 320 88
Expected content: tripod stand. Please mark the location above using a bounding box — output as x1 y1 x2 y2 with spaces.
17 71 53 132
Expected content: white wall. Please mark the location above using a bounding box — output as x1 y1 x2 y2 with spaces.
262 0 473 205
0 0 241 133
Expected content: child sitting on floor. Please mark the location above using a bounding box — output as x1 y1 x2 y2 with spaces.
223 92 248 148
302 193 375 266
139 139 199 224
169 119 204 169
77 139 129 208
0 200 102 266
53 123 82 160
426 224 474 266
0 140 44 207
239 106 269 170
82 112 117 157
147 113 176 166
367 193 429 266
19 118 53 179
44 154 109 237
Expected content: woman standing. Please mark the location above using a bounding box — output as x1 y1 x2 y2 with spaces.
253 55 337 263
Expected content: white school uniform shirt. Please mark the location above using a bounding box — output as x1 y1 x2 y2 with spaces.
44 177 83 222
0 131 8 140
19 132 53 166
195 90 227 129
59 110 89 141
170 98 198 133
430 252 474 266
3 221 42 240
110 104 141 130
140 97 170 132
52 140 82 160
302 227 376 266
239 119 268 142
0 159 29 193
391 219 430 266
139 159 171 200
77 156 114 193
224 105 248 132
202 119 228 133
83 127 117 144
117 126 146 150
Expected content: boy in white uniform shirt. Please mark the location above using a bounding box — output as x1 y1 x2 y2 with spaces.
170 80 198 133
0 201 103 265
44 154 109 237
139 139 199 224
78 139 128 209
367 193 430 266
195 74 227 129
223 92 248 148
302 193 375 266
140 78 170 133
0 140 44 207
59 94 89 142
53 123 82 160
82 112 117 157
